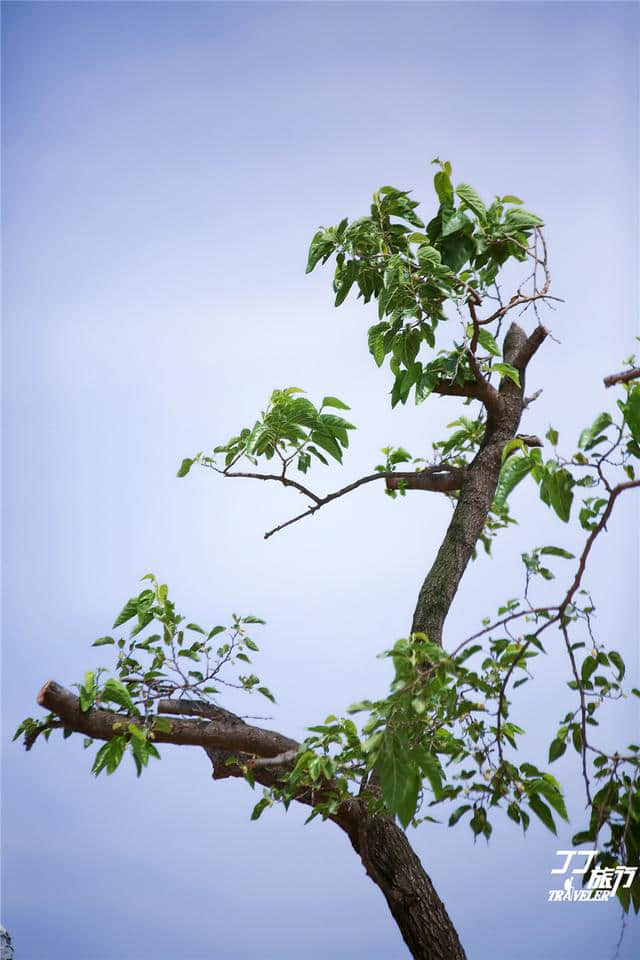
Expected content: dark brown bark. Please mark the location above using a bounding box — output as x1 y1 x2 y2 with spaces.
411 323 547 643
342 808 467 960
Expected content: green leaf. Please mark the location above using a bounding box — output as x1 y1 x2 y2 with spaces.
455 183 487 221
177 457 194 478
310 431 343 463
417 244 442 271
619 384 640 444
571 829 596 845
504 208 544 230
475 328 500 357
539 546 574 559
113 597 138 629
500 195 523 205
92 736 126 776
306 228 335 274
250 796 272 820
101 678 137 714
79 671 96 712
376 733 420 828
322 396 351 411
92 636 115 647
548 738 567 763
528 794 556 834
152 717 172 733
578 412 613 451
494 456 532 510
433 169 453 205
493 363 521 387
539 469 574 522
448 804 472 827
257 686 276 703
609 650 625 681
417 748 444 800
368 323 389 368
441 209 471 238
535 777 569 821
581 656 597 685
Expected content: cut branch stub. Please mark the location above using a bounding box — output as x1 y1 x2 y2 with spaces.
385 467 465 493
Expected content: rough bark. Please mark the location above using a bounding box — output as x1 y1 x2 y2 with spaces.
342 808 467 960
411 323 547 642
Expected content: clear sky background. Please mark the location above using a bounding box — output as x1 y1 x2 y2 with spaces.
2 2 639 958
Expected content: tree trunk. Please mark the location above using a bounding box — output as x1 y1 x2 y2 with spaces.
338 805 467 960
411 323 533 643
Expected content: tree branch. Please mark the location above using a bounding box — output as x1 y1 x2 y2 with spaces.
36 681 299 759
220 470 322 504
262 466 466 540
513 323 549 369
385 466 465 493
603 367 640 388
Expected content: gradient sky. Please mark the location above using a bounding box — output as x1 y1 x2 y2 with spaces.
2 2 639 958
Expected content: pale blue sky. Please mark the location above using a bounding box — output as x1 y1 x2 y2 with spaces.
2 2 638 958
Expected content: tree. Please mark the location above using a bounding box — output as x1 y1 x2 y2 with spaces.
17 160 640 958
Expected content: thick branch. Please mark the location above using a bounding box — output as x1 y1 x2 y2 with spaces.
157 697 248 724
603 367 640 388
512 323 549 368
411 322 541 642
466 350 503 418
37 681 298 758
385 466 465 493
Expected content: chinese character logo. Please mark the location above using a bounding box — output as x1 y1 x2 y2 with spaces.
547 850 637 903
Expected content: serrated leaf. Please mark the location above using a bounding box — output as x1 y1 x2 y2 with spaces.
455 183 487 221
